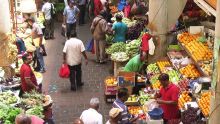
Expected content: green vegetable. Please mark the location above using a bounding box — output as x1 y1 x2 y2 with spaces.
111 52 129 62
126 39 141 57
0 92 18 105
106 42 126 55
0 103 22 124
26 106 44 119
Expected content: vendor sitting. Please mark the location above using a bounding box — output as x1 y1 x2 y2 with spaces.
155 73 180 123
123 51 147 74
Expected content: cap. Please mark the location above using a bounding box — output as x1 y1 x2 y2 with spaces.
109 108 122 118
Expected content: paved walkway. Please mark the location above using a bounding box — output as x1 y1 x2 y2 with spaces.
42 23 112 124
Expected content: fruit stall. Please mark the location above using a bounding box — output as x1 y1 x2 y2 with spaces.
104 24 215 123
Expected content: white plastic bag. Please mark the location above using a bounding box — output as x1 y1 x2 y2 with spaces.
148 38 155 55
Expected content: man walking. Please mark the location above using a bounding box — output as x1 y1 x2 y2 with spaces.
78 0 87 25
42 0 55 39
63 0 80 37
63 33 88 91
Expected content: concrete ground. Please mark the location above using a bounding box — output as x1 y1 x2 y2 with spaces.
42 22 112 124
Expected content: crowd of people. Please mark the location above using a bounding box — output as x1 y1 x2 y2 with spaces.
14 0 181 123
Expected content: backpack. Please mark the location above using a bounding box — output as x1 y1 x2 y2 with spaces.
51 3 56 18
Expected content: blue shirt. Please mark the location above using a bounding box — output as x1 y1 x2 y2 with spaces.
112 22 128 42
113 99 132 124
63 6 80 24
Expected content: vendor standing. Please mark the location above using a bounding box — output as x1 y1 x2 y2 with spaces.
155 73 180 123
112 14 127 42
20 54 40 95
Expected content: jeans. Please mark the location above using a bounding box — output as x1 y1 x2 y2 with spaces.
79 5 86 24
66 23 76 37
95 40 106 62
45 19 54 38
36 47 45 71
68 64 82 89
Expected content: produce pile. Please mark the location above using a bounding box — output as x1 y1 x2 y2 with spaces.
0 92 18 105
106 42 126 55
146 63 160 74
181 106 205 124
111 52 129 62
178 91 192 109
105 34 114 44
126 19 147 40
179 64 201 78
167 70 180 83
128 106 142 115
198 91 211 117
125 39 141 57
0 103 22 124
157 61 171 72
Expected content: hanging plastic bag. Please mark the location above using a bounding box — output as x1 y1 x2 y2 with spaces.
59 64 70 78
124 5 131 17
86 39 94 52
148 38 155 55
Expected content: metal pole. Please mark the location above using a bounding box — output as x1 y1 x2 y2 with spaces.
209 0 220 123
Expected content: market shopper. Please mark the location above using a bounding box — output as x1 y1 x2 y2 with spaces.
78 0 87 25
20 54 41 94
94 0 103 16
63 33 88 91
90 10 111 63
106 108 122 124
113 88 138 124
112 14 128 42
42 0 55 39
123 52 147 73
80 97 103 124
63 0 80 37
26 18 46 73
155 73 180 123
15 114 44 124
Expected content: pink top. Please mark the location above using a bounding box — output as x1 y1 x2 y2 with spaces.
31 115 44 124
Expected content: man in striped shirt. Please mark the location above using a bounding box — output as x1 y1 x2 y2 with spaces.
113 88 138 124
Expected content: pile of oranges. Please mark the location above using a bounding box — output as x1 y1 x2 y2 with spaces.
198 91 211 117
178 91 192 109
157 61 171 73
128 106 142 115
152 80 162 90
178 33 213 62
179 64 201 79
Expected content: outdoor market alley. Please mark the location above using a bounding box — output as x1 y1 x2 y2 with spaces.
42 23 112 124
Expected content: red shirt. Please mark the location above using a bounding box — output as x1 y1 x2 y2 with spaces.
20 63 38 92
159 83 180 120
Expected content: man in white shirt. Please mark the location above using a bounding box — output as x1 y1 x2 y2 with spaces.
42 0 55 39
80 98 103 124
63 33 88 91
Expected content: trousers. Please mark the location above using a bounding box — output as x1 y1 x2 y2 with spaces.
66 23 76 37
68 64 82 89
45 19 54 38
79 5 86 25
95 40 106 62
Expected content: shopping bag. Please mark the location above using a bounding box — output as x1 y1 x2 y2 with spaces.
86 39 94 52
59 64 70 78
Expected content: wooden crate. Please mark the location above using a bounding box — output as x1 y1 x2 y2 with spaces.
117 71 136 83
204 0 217 9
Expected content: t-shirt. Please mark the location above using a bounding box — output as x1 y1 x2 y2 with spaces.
63 6 80 24
32 23 43 39
42 2 54 20
124 54 145 72
159 84 180 120
80 108 103 124
63 38 85 66
31 115 44 124
112 22 127 42
20 64 38 92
